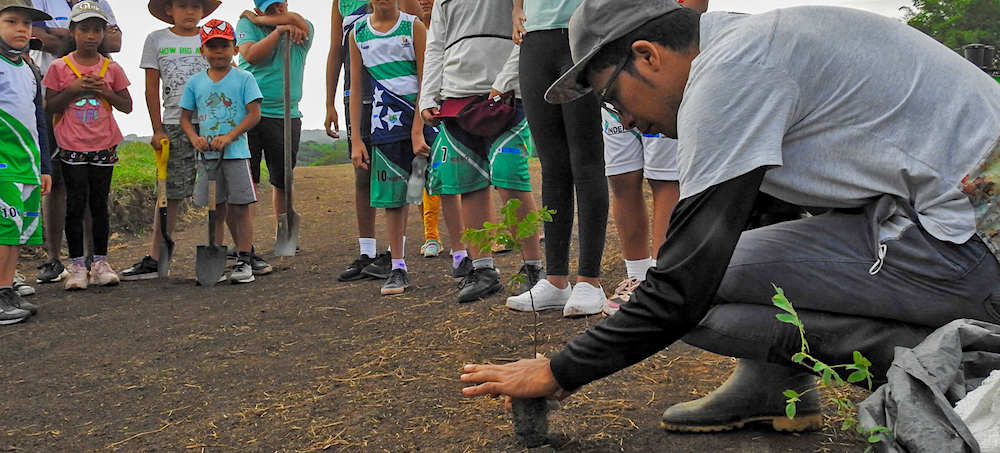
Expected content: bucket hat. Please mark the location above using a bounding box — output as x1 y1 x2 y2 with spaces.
148 0 223 25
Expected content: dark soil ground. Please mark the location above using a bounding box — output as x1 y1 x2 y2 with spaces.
1 163 869 452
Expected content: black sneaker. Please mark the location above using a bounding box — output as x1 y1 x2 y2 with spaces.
452 256 472 280
120 255 160 281
36 259 69 284
0 287 31 324
515 264 545 295
361 252 392 279
380 268 409 295
3 287 37 315
250 253 273 275
457 267 502 303
338 254 374 282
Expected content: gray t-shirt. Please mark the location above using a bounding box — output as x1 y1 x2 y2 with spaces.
679 7 1000 244
140 28 208 125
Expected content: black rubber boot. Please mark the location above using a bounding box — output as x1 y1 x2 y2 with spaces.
661 359 822 433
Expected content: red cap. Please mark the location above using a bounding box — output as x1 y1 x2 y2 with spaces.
200 19 235 45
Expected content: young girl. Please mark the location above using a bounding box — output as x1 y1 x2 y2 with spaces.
348 0 429 295
42 1 131 291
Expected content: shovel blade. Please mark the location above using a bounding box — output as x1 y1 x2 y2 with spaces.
274 211 301 256
158 238 174 279
195 245 227 287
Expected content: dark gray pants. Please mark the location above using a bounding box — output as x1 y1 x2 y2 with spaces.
685 195 1000 383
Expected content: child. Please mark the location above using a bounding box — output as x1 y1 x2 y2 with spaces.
348 0 429 295
236 0 311 269
419 0 542 303
120 0 221 280
42 0 131 291
0 0 53 323
180 19 263 284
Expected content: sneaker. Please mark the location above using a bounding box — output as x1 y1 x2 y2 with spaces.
14 271 35 296
514 264 545 295
381 268 409 295
89 260 120 286
452 256 472 280
563 282 606 317
63 263 88 291
604 277 642 316
338 254 374 282
120 255 160 281
361 252 392 279
0 288 30 325
506 279 571 312
457 267 502 303
250 253 273 275
421 240 442 258
230 259 255 284
36 259 69 284
227 246 238 261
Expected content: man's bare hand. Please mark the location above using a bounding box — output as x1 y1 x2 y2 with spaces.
325 107 340 138
460 354 571 400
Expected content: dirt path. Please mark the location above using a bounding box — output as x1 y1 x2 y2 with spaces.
0 163 867 452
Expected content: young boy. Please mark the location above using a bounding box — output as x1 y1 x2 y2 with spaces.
235 0 311 265
120 0 221 280
180 19 263 284
0 0 53 323
419 0 543 303
348 0 429 295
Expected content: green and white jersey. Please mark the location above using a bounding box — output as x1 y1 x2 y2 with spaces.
0 57 41 184
354 12 419 103
339 0 370 43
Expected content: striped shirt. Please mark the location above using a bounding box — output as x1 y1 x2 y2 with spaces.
354 13 419 103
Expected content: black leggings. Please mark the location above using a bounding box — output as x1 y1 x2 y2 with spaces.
520 29 608 278
62 162 113 258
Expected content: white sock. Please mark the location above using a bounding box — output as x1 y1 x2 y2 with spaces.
359 238 376 258
625 257 653 281
472 257 494 270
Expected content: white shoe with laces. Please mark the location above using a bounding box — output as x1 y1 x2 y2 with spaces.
89 260 120 286
604 276 643 316
505 279 571 312
563 282 606 317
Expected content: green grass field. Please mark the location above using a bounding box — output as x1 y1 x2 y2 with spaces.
112 141 270 191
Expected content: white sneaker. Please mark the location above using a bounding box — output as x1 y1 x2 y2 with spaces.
230 260 255 284
63 263 88 291
506 279 571 312
563 282 606 317
13 271 35 296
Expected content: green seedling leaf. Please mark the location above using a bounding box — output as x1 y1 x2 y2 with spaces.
783 389 800 399
785 402 797 419
821 368 834 386
848 370 869 383
868 433 885 443
791 352 807 363
813 362 826 372
842 418 857 431
854 351 872 367
775 313 799 325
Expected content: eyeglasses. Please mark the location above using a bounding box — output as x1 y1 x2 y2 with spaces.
595 52 632 118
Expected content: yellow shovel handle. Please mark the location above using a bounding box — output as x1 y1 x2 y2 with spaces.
155 139 170 180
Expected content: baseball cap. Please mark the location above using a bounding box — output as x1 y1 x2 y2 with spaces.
0 0 52 21
147 0 222 25
70 0 108 23
254 0 283 13
544 0 681 104
200 18 235 45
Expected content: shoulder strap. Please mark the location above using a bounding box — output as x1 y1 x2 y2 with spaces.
62 56 82 78
99 57 110 77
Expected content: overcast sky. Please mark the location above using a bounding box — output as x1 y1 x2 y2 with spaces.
104 0 913 136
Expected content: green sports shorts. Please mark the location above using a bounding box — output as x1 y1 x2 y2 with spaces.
0 181 41 246
426 105 533 196
370 140 414 209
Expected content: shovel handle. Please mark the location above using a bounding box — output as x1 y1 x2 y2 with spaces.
155 139 170 180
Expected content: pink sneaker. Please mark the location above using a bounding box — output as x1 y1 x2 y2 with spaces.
63 263 88 291
603 277 642 316
89 260 120 286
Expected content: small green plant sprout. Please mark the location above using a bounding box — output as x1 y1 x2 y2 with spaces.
772 284 893 452
463 199 554 355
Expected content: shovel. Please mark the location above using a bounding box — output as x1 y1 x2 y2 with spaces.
274 34 300 256
155 139 174 278
195 154 227 286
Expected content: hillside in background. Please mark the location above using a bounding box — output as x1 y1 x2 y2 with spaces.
121 130 351 167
